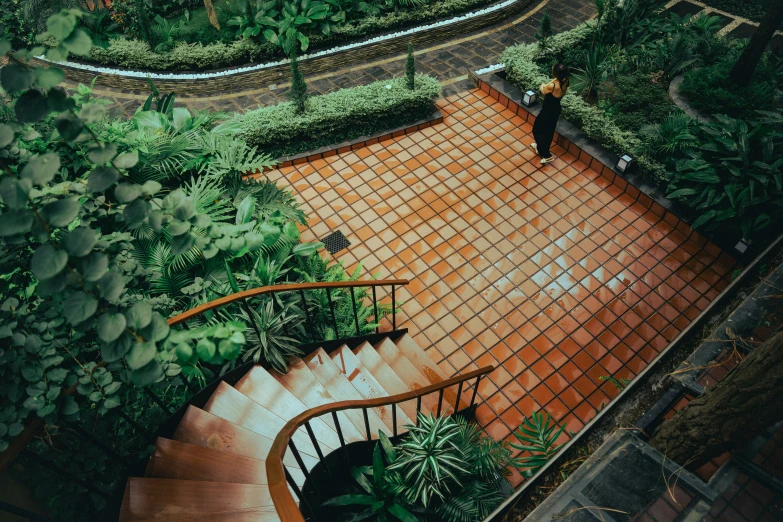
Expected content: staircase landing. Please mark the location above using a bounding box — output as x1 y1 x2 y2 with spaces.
263 89 738 485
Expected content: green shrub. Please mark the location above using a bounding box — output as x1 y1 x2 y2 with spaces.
236 75 440 157
679 49 777 119
600 72 675 131
86 0 494 71
90 37 273 70
501 31 667 182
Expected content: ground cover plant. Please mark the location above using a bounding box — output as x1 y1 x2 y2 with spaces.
0 13 425 519
501 0 783 243
22 0 504 71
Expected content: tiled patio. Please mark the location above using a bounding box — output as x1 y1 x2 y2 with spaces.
264 89 737 474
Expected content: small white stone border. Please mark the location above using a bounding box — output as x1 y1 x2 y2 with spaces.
37 0 518 81
474 63 505 75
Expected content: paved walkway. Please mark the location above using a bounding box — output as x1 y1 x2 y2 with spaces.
80 0 595 117
262 88 737 484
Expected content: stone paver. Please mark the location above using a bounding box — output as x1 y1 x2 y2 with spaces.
262 88 737 484
75 0 596 117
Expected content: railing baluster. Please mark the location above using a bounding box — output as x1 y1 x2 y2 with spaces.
391 284 396 330
350 287 361 337
287 440 310 481
362 408 371 440
303 422 325 462
470 374 483 409
452 382 464 417
285 468 314 518
392 403 398 438
331 411 349 459
326 287 339 336
416 396 422 426
436 389 444 417
299 289 315 341
285 467 303 501
372 286 379 334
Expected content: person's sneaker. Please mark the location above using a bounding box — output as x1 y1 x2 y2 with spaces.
530 142 538 154
540 156 555 165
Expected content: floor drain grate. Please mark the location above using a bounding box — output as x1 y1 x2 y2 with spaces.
322 230 351 255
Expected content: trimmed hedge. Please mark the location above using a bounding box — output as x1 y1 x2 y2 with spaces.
88 0 496 71
89 38 274 71
235 75 441 158
500 23 667 183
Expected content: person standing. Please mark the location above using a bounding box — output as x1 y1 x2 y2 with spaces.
530 64 569 165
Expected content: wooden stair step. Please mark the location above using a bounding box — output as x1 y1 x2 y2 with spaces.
120 478 276 521
236 365 342 450
394 333 468 413
173 406 315 470
330 344 412 433
204 381 329 460
273 357 366 443
145 438 305 487
374 337 441 417
353 341 419 422
304 348 389 439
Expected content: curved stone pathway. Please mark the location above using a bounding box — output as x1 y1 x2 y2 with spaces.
76 0 596 117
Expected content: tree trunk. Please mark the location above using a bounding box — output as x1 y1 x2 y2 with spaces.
204 0 221 30
649 330 783 470
728 0 783 86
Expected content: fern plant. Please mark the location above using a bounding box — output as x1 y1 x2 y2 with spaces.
510 411 566 477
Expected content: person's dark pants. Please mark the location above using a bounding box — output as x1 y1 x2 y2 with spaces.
533 127 553 159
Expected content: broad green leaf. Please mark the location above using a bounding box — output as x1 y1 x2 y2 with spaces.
0 63 34 92
97 313 127 343
131 360 164 386
101 335 132 362
15 89 51 123
46 11 77 40
41 197 80 227
236 195 256 225
88 166 120 192
63 227 96 257
115 183 142 203
175 342 193 362
0 212 34 236
292 241 323 257
0 124 15 147
82 252 109 281
96 270 125 300
31 244 68 280
125 302 153 329
113 150 139 170
691 209 717 229
171 233 196 255
62 29 92 56
21 153 61 185
35 67 65 90
87 142 117 164
80 103 107 124
0 177 32 209
218 339 241 360
196 338 216 361
126 341 156 370
63 291 98 325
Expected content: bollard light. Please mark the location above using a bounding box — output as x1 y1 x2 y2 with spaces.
522 90 537 107
616 154 633 174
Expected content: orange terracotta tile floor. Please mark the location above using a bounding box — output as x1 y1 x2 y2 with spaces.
264 89 738 482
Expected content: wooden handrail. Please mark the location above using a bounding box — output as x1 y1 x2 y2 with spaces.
167 279 410 326
265 365 495 522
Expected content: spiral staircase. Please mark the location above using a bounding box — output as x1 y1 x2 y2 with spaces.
118 281 494 522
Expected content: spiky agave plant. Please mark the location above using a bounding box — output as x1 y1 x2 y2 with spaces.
387 413 471 507
239 298 304 373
